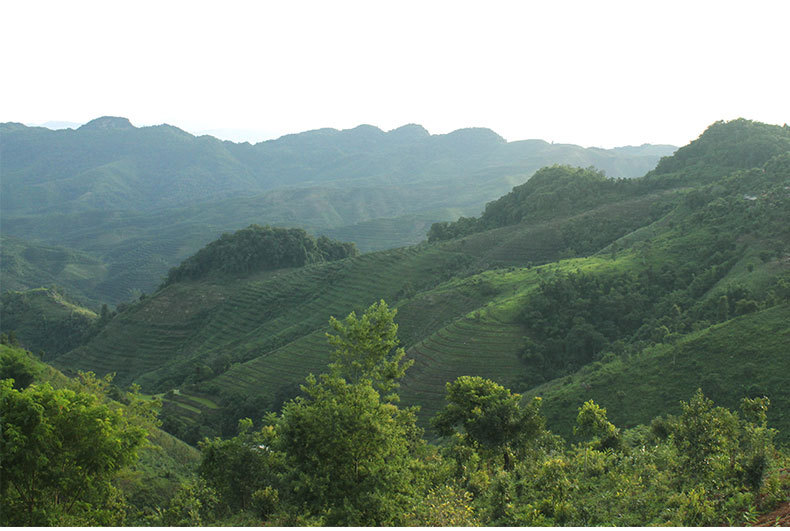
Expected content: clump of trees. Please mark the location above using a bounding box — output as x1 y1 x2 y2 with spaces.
428 165 634 242
163 225 357 285
0 367 159 526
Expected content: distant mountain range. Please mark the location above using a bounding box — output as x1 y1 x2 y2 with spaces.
1 117 676 304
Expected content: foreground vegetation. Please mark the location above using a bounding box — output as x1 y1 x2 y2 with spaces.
3 303 788 526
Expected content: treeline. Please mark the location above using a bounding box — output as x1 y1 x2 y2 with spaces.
428 165 633 242
647 118 790 185
163 225 357 285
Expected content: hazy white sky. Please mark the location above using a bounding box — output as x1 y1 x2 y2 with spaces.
3 0 789 147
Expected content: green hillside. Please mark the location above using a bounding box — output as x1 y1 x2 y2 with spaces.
0 287 98 358
0 235 108 305
41 119 790 448
7 118 790 526
533 304 790 443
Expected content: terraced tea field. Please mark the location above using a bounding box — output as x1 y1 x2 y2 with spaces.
56 242 493 390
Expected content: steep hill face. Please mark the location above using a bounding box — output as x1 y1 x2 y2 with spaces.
51 119 790 443
1 119 675 304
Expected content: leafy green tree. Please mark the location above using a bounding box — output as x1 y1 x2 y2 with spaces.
574 400 621 451
433 376 544 470
0 345 39 389
198 418 281 514
326 299 413 399
0 377 151 525
276 374 421 525
272 300 423 525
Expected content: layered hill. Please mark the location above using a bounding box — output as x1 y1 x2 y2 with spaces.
1 118 674 304
51 119 790 443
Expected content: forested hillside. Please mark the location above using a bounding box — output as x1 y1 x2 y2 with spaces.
1 119 673 303
3 118 789 526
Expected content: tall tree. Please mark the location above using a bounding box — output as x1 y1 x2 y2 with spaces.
433 376 544 470
273 301 422 525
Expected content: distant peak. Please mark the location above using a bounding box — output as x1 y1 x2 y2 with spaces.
443 127 506 143
344 124 385 136
388 124 430 138
79 116 135 131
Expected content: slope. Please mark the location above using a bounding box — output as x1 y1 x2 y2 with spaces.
0 287 98 358
0 342 200 521
532 304 790 444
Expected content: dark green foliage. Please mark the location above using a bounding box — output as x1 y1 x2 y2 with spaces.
163 224 357 284
0 374 154 526
648 118 790 185
429 165 629 241
198 418 279 514
433 376 544 470
276 373 421 525
468 390 783 526
0 345 40 389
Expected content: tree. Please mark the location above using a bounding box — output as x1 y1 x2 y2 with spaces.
326 299 412 400
0 376 151 525
574 400 621 450
432 376 544 470
276 374 421 525
272 300 422 525
0 345 39 389
198 418 280 514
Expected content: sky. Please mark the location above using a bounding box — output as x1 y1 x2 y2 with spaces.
3 0 789 148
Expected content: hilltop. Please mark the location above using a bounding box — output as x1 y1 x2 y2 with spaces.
46 119 790 445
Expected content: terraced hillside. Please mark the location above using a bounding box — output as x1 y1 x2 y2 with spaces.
53 180 684 436
0 287 98 358
0 236 109 306
52 119 790 443
533 303 790 443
